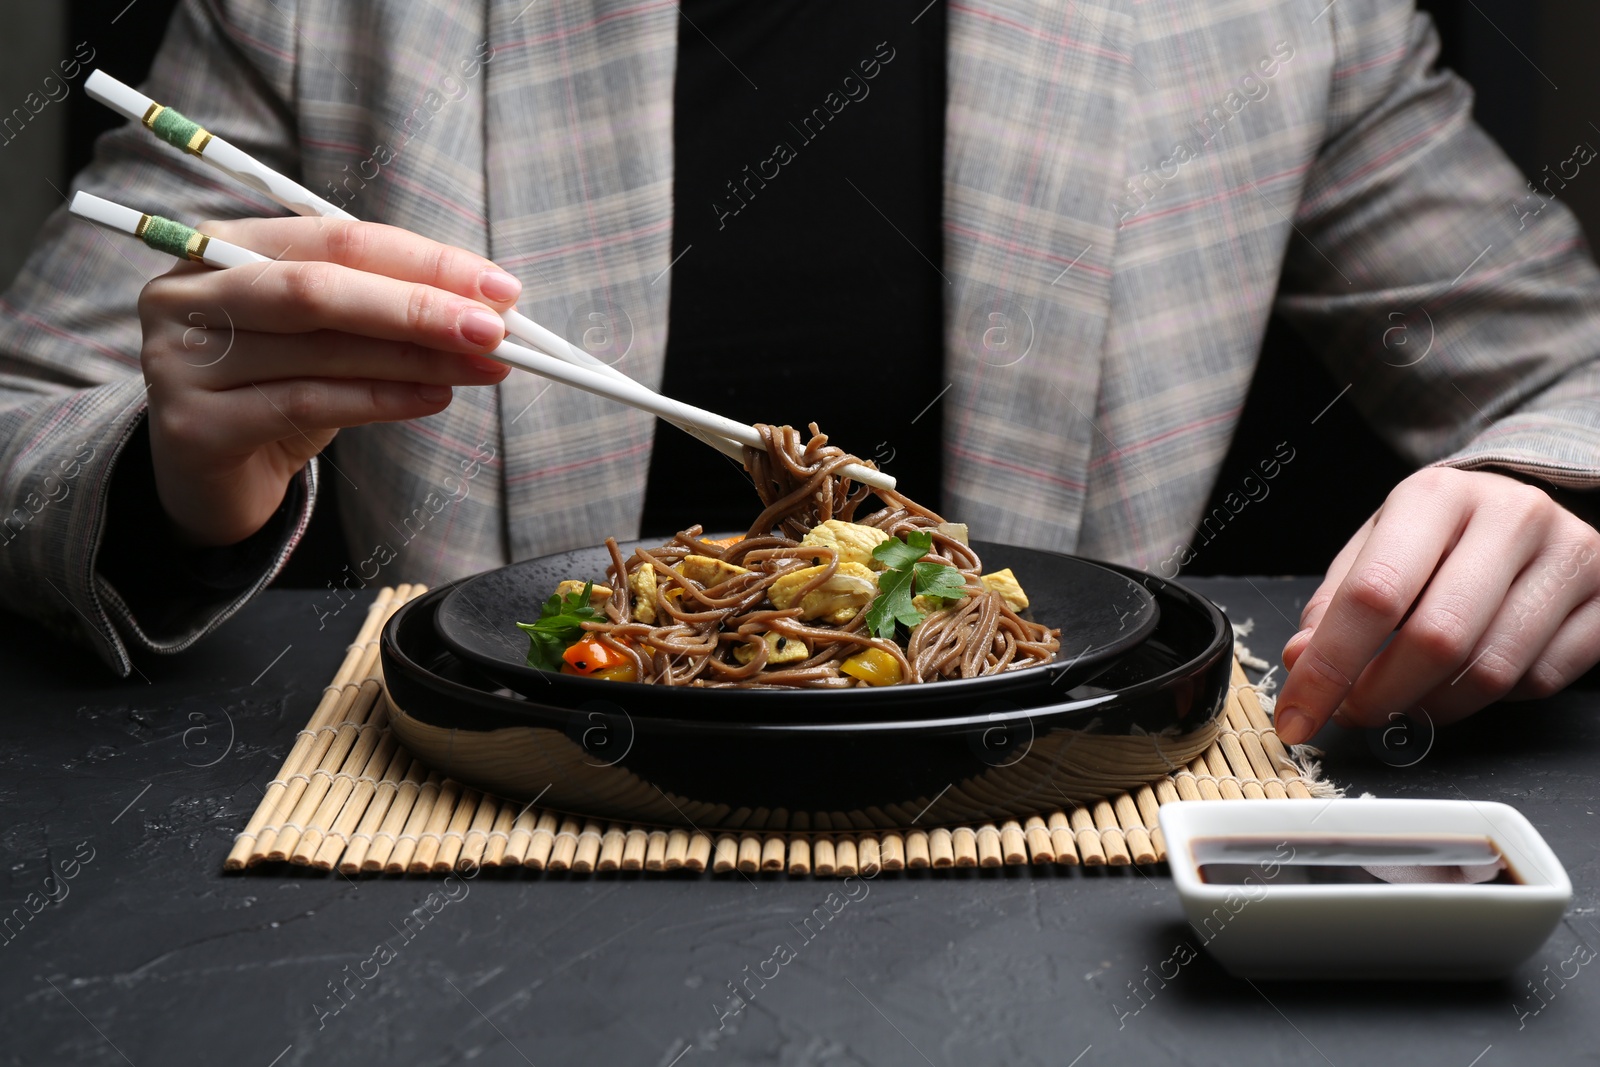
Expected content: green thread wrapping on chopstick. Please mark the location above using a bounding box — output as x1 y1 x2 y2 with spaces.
145 104 210 155
139 215 199 259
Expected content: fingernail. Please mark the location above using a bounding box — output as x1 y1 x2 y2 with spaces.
460 309 504 348
1275 704 1314 745
417 383 451 403
466 355 507 376
1283 628 1313 664
478 268 521 303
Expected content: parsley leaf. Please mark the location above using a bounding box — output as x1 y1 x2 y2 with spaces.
873 530 932 571
516 581 602 671
913 561 969 602
866 564 921 639
864 531 971 640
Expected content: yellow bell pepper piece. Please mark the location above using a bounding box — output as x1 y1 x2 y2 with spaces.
840 647 903 686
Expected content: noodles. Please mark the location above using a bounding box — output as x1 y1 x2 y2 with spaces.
550 424 1061 688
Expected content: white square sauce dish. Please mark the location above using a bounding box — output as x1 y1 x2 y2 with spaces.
1157 798 1572 980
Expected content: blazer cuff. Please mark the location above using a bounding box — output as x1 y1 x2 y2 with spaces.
1428 412 1600 492
1429 420 1600 529
1428 461 1600 531
0 376 317 677
96 419 317 650
92 437 318 672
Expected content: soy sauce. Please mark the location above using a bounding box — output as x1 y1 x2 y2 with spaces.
1193 834 1522 886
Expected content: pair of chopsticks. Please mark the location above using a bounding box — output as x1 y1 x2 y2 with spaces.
73 70 895 492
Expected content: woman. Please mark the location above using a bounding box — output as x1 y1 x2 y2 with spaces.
0 0 1596 747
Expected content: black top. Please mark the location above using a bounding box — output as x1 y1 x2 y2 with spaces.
640 0 948 536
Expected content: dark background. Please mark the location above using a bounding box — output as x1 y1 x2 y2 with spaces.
18 0 1600 580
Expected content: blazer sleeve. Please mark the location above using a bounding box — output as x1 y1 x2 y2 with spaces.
1273 0 1600 497
0 0 316 677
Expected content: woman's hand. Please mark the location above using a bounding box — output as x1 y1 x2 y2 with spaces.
1274 467 1600 745
137 217 519 547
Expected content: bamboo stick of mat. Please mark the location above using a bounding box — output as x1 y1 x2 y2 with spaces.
483 805 518 867
332 746 411 873
228 587 1340 874
975 825 1002 867
1023 816 1053 864
1231 660 1316 799
264 586 425 863
622 827 649 871
277 691 390 863
388 772 445 873
253 612 390 861
645 829 669 871
358 758 427 872
225 586 404 870
297 721 397 867
1226 693 1290 800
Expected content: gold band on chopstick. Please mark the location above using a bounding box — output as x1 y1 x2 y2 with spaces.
141 101 213 157
135 212 210 262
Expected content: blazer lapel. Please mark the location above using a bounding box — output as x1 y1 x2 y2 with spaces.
941 0 1133 552
307 0 509 587
483 0 679 563
341 0 1133 576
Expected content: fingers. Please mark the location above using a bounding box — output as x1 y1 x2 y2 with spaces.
140 293 502 536
221 378 457 443
1273 471 1471 744
1284 511 1376 671
134 219 522 553
139 218 524 358
173 329 510 390
151 259 510 352
147 375 454 545
1506 592 1600 701
1287 472 1600 742
151 374 455 461
197 217 522 308
1328 497 1549 725
1418 533 1599 716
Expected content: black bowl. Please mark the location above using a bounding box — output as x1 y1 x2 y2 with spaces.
431 539 1159 721
380 562 1233 830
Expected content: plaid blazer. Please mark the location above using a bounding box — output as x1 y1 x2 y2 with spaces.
3 0 1598 676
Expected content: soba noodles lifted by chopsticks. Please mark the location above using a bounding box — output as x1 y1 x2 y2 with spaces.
519 425 1062 688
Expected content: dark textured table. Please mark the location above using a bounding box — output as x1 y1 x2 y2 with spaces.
3 577 1597 1066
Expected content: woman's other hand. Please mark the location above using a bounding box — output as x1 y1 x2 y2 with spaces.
1274 467 1600 744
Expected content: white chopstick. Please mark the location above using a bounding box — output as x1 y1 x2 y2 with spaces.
83 70 896 490
72 191 267 269
69 192 896 487
85 70 355 223
81 69 740 451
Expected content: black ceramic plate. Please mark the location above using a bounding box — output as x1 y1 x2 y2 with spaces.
381 563 1230 829
432 539 1157 720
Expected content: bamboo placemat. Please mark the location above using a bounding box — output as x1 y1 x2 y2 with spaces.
226 585 1339 876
